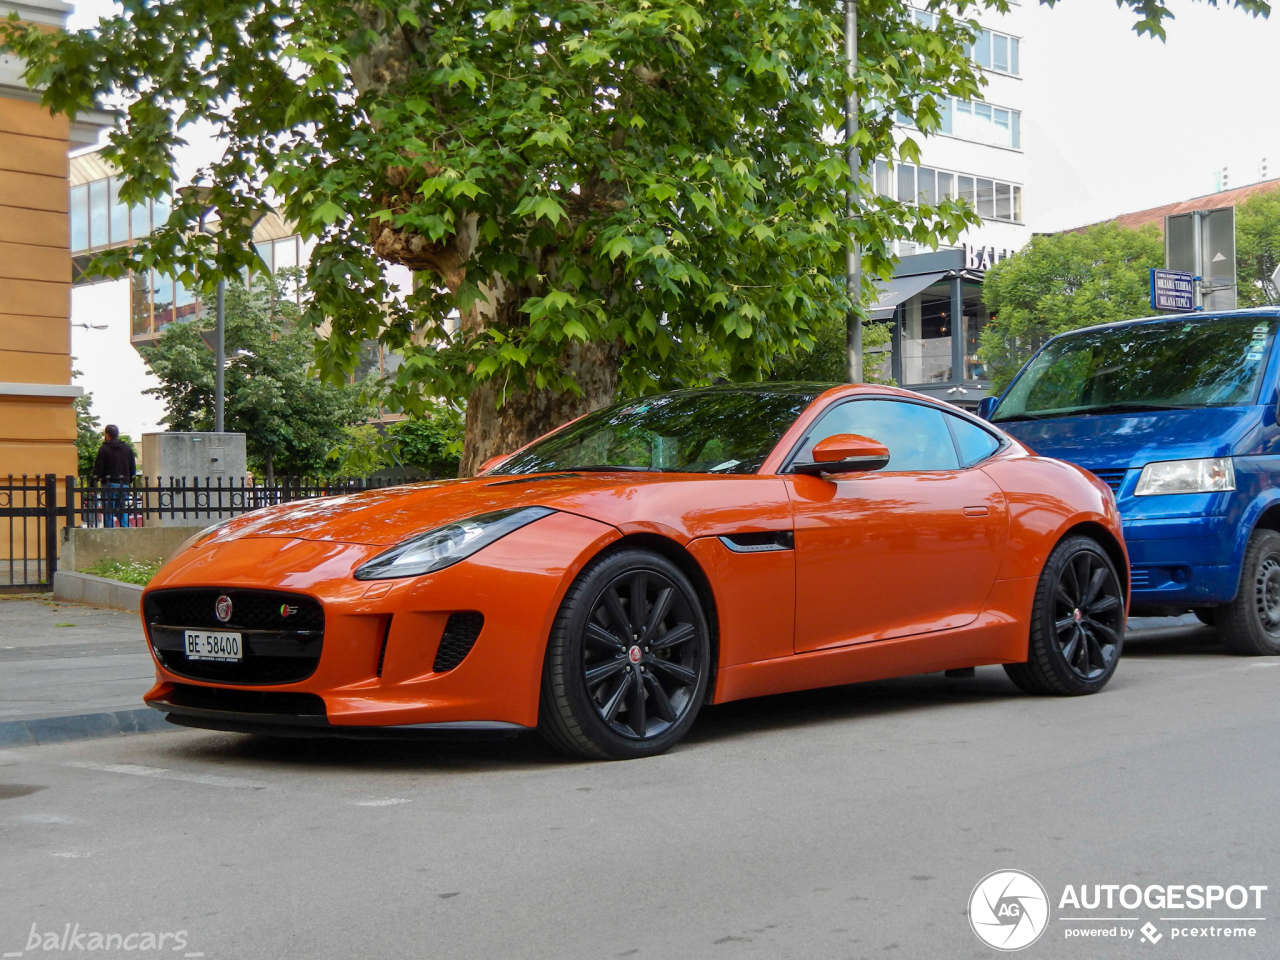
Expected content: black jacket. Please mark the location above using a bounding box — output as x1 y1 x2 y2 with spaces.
92 439 136 483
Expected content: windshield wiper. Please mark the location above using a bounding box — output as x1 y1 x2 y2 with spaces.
995 401 1193 423
560 464 663 473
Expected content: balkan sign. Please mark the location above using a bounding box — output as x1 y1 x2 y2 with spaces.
1150 268 1196 313
964 244 1014 272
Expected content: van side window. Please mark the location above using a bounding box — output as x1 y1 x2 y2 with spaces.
795 399 960 472
947 415 1000 467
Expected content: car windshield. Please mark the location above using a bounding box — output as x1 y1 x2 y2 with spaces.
992 315 1278 422
488 388 821 475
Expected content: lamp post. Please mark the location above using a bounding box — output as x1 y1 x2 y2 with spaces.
844 0 863 384
177 187 272 433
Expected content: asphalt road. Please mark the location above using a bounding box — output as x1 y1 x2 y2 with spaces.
1 618 1277 960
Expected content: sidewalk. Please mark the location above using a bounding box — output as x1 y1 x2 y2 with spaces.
0 596 170 745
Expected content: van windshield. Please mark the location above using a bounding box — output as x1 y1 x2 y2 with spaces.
992 315 1278 422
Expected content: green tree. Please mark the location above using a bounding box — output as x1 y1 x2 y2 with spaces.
4 0 1267 472
138 274 372 480
1237 188 1280 307
769 318 893 384
977 223 1163 392
73 389 102 477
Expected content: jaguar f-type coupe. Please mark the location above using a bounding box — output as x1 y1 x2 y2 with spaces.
142 383 1129 759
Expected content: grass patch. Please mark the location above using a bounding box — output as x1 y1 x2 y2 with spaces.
83 557 163 586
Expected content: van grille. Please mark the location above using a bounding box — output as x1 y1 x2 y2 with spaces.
1089 469 1127 494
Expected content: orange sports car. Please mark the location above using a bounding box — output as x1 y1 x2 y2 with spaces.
142 383 1128 760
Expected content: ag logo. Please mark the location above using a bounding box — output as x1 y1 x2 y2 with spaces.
214 595 233 623
969 869 1049 951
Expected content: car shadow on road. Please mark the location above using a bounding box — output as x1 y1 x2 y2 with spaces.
151 618 1227 770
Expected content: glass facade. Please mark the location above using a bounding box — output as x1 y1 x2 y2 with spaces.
909 8 1021 77
70 174 169 258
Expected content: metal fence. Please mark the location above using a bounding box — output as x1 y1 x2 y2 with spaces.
0 474 397 593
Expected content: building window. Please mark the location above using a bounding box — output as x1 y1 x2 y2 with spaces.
910 9 1020 77
876 162 1024 224
966 27 1020 77
69 174 171 255
952 99 1021 150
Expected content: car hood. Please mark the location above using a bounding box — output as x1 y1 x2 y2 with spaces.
205 471 787 548
995 406 1263 470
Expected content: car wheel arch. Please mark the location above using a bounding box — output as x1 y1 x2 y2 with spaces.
1059 521 1129 597
554 532 721 705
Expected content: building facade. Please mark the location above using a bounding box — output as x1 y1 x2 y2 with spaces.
871 4 1032 408
0 0 108 478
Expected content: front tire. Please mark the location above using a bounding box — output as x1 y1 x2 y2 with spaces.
539 548 712 760
1004 535 1125 695
1217 528 1280 655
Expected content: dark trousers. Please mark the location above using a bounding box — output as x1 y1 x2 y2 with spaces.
103 483 129 528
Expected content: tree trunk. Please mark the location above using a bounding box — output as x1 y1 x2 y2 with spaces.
265 449 274 487
459 339 620 476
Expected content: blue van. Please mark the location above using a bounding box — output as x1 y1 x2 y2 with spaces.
978 308 1280 655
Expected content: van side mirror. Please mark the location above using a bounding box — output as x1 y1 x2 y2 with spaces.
976 396 998 421
792 434 891 476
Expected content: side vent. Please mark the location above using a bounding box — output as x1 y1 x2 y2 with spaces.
434 612 484 672
376 617 392 678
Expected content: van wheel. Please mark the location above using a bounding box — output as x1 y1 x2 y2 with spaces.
1004 536 1125 695
1217 529 1280 655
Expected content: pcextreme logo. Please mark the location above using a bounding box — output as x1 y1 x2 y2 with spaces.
969 870 1050 951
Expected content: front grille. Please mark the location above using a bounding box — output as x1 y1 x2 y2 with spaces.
434 612 484 672
144 588 324 685
157 683 327 717
1089 469 1128 494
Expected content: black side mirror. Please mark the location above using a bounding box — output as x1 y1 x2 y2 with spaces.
976 396 998 421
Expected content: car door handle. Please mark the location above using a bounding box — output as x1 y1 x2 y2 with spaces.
963 506 989 517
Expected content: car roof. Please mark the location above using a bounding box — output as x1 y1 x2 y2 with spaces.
1046 306 1280 341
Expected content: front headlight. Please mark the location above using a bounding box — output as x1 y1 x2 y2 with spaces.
1134 457 1236 496
354 506 556 580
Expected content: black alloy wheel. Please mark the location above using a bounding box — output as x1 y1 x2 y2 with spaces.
1217 528 1280 655
1005 536 1125 695
540 549 711 760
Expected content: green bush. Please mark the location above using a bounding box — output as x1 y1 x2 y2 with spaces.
83 557 163 585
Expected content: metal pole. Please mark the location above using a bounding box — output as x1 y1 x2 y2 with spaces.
844 0 863 383
1192 210 1204 311
215 276 225 432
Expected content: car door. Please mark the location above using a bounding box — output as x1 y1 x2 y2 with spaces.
786 398 1008 653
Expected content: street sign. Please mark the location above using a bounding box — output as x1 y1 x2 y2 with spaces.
1150 268 1196 313
1165 208 1237 311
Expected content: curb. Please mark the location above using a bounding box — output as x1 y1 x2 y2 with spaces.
52 570 143 612
0 707 172 748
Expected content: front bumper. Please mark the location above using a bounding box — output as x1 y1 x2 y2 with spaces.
141 511 620 731
1122 514 1237 604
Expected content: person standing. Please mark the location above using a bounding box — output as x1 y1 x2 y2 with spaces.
92 424 136 528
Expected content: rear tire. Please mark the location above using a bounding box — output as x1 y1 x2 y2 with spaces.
1004 535 1125 696
538 548 711 760
1217 529 1280 656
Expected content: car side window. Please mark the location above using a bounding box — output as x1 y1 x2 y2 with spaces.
793 399 960 472
947 414 1001 467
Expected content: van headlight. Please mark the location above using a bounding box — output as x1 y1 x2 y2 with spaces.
1134 458 1235 496
354 506 556 580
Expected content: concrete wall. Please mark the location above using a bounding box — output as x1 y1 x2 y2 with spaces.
60 524 206 572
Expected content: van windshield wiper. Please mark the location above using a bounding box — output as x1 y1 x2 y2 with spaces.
994 401 1193 423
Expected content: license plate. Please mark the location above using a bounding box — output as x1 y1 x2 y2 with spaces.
184 630 243 662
